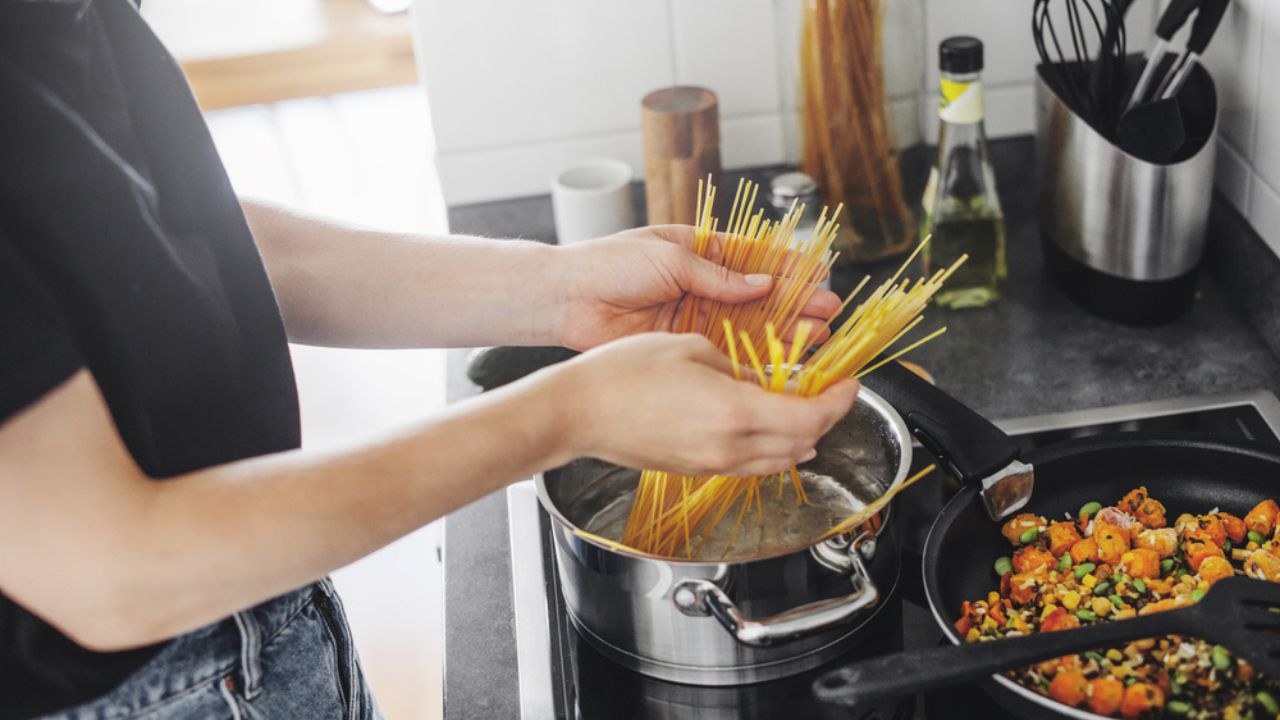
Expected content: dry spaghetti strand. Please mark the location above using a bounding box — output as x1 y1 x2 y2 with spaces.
618 180 964 559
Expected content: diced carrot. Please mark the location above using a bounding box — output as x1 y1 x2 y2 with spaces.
1088 677 1125 716
1048 669 1088 707
1069 537 1100 564
1118 548 1161 579
1245 547 1280 582
1002 513 1045 544
1199 555 1234 585
1134 528 1177 558
1245 499 1280 537
1040 608 1081 633
1193 514 1227 547
1219 512 1247 544
1095 524 1130 565
1046 521 1083 557
1013 545 1056 574
1009 572 1039 605
1120 682 1164 719
1183 535 1225 572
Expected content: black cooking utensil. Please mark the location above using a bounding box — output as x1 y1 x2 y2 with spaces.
1088 0 1131 131
813 576 1280 706
835 362 1280 716
1157 0 1230 100
1116 93 1186 162
1125 0 1200 110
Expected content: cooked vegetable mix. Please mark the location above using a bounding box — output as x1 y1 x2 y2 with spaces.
956 488 1280 719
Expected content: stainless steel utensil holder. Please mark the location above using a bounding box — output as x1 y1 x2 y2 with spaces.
1035 64 1218 324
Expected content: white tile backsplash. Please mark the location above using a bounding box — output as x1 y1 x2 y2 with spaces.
1252 0 1280 193
1216 139 1254 216
1200 0 1263 153
671 0 781 118
415 1 674 154
415 0 1280 252
924 0 1038 88
1250 178 1280 258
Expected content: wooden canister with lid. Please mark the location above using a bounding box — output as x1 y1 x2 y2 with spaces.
641 86 721 225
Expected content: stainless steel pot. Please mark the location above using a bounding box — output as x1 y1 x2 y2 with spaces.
534 388 911 685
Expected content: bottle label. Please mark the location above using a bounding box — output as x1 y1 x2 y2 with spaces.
939 79 983 124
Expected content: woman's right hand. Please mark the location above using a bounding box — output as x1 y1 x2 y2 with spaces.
553 333 860 477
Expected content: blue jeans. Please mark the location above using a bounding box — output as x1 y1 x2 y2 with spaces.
43 580 380 720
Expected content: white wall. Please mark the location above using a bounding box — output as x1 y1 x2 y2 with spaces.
413 0 921 206
416 0 1278 256
1196 0 1280 256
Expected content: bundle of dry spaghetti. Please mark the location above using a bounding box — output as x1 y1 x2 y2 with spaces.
619 219 967 558
800 0 914 262
677 177 841 355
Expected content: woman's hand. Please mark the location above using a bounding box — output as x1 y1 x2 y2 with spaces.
553 225 841 351
554 333 860 477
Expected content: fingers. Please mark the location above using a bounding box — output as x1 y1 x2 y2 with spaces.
678 255 773 305
800 288 842 319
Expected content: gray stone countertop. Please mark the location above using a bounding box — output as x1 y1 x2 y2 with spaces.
440 136 1280 720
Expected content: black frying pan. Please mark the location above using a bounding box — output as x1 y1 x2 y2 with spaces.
857 362 1280 718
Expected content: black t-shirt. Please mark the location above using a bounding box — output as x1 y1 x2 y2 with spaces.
0 1 302 716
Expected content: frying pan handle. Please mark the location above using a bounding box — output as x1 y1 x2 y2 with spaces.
672 552 879 647
861 361 1021 484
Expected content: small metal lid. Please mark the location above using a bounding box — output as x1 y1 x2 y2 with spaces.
940 36 983 73
769 171 820 208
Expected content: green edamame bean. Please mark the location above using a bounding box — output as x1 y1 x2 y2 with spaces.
1249 530 1266 544
1257 691 1280 715
1108 594 1124 608
1074 562 1097 580
1057 554 1072 571
1192 588 1207 602
1092 581 1112 596
1165 700 1192 717
1019 528 1039 544
1074 609 1096 622
1212 644 1232 672
1133 578 1147 594
1161 558 1175 574
1079 501 1103 519
994 556 1013 576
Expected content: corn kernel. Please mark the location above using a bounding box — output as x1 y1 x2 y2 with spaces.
1106 648 1124 662
1092 597 1112 616
966 627 980 642
981 616 998 631
988 591 1001 605
1111 664 1131 678
1063 591 1082 610
1041 604 1058 621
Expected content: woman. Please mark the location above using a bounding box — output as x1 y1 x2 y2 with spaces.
0 1 857 718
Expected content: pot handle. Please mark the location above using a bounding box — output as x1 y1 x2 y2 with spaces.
672 552 879 647
861 360 1020 482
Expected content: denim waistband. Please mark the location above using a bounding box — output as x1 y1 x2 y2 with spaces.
54 580 331 720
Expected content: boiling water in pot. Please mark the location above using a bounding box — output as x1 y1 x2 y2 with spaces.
568 467 886 561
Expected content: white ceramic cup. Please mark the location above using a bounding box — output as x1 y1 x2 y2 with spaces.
550 159 636 244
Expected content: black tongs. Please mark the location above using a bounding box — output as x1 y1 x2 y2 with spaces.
1125 0 1229 110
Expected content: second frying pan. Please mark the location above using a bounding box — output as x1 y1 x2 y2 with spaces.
847 362 1280 718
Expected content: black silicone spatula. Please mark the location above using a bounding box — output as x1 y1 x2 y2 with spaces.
812 576 1280 707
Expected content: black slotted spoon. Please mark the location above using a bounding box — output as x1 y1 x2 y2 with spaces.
813 576 1280 706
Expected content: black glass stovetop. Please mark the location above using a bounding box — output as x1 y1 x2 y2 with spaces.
506 391 1280 719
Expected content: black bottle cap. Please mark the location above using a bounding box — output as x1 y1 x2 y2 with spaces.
940 36 983 73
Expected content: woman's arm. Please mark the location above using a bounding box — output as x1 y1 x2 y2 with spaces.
243 199 840 351
0 335 857 652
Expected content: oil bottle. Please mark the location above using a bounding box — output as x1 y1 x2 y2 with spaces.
920 36 1006 308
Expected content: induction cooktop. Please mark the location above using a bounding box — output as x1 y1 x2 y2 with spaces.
506 391 1280 719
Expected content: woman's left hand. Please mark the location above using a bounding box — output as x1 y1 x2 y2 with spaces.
554 225 842 351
